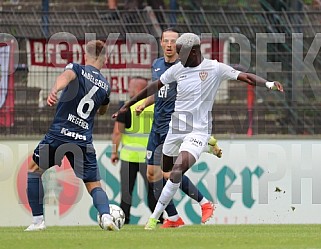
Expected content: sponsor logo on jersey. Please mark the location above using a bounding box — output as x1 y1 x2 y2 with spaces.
154 68 161 72
189 137 203 147
199 71 208 81
179 75 187 80
158 84 169 98
60 127 87 141
146 150 153 159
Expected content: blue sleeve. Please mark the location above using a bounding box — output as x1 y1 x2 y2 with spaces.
151 59 158 81
102 95 110 105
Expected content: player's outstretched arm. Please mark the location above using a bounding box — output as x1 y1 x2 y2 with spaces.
237 72 284 92
112 79 162 118
135 95 155 116
47 70 76 106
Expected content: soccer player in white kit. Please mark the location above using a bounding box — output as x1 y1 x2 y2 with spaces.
113 33 284 229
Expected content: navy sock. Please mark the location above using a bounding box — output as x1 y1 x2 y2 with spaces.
165 196 179 217
150 178 178 217
90 187 110 215
180 175 203 202
27 172 44 216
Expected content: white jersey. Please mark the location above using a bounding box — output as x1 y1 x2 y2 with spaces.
160 58 240 133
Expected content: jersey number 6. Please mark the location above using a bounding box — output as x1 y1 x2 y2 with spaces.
77 86 99 119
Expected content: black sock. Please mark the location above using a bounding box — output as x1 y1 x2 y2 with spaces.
149 178 178 218
180 175 203 202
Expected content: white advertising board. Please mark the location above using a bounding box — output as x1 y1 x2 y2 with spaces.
0 139 320 226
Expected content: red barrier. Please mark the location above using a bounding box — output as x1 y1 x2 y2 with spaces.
247 84 255 136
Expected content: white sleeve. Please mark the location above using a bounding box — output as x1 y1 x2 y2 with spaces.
218 63 240 81
160 65 176 84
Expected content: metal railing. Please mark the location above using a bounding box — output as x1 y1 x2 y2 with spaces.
1 7 321 137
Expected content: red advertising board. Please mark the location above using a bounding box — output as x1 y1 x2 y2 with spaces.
26 37 223 104
0 44 14 127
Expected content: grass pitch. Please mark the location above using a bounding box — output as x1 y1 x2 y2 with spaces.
1 225 320 249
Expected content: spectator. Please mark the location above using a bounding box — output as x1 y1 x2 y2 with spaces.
111 76 156 224
107 0 165 10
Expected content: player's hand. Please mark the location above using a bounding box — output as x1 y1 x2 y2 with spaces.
112 105 128 119
135 104 145 116
111 153 119 165
274 81 284 92
47 88 58 106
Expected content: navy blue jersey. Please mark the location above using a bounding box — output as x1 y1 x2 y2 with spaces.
48 63 110 146
151 57 177 132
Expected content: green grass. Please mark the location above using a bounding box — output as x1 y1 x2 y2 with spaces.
1 225 321 249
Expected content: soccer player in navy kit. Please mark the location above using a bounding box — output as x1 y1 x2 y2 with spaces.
135 28 219 228
25 40 119 231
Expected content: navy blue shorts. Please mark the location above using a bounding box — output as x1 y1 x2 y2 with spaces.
33 134 100 182
146 129 167 166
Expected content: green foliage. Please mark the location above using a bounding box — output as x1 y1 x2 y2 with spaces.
303 0 313 5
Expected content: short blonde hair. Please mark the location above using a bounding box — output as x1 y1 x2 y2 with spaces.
85 40 106 59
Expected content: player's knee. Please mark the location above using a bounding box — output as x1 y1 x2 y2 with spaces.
27 159 42 173
170 167 183 183
146 172 154 182
163 171 171 180
85 181 101 194
146 166 163 182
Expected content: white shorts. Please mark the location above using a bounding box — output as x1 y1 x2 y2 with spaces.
162 132 210 161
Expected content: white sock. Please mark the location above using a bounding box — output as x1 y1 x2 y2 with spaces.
32 215 44 224
151 180 180 220
199 197 209 206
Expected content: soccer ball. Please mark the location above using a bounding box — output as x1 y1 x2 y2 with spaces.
97 204 125 230
109 204 125 229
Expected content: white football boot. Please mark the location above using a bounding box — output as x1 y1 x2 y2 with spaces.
25 220 46 231
101 214 119 231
